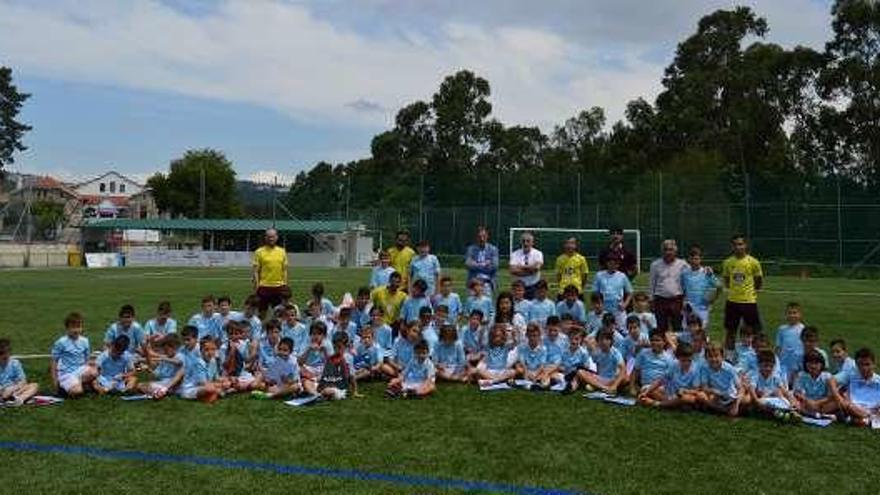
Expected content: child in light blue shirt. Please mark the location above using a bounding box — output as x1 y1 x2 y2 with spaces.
461 310 487 366
514 324 548 386
474 325 516 386
252 337 302 400
639 342 701 409
433 324 467 382
591 257 633 329
792 349 840 418
465 279 494 324
95 335 137 394
775 302 805 383
0 338 38 406
189 296 223 343
432 276 462 324
698 344 742 417
630 329 674 394
51 312 97 397
527 280 557 328
584 330 625 394
366 306 394 357
409 240 441 296
829 338 857 389
401 280 432 324
370 250 395 289
352 326 384 381
104 304 146 356
386 339 436 398
139 333 183 399
144 301 177 346
556 285 586 323
380 322 420 377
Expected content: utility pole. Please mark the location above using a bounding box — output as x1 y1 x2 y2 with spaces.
199 167 206 219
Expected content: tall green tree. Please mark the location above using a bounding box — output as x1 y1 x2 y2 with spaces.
0 67 32 173
147 149 241 218
820 0 880 183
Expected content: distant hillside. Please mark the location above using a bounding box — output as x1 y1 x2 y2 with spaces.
235 180 286 218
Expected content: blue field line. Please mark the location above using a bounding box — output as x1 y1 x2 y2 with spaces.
0 440 585 495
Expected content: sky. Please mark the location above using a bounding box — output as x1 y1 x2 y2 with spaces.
0 0 833 185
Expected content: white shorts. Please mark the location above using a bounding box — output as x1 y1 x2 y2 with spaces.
437 365 466 377
476 362 509 381
177 385 202 400
303 365 323 379
96 375 127 392
146 378 175 396
402 380 424 392
322 387 347 400
57 366 89 392
235 373 256 387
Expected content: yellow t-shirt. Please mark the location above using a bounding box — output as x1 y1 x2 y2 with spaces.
722 254 763 303
370 286 407 324
253 246 288 288
387 246 416 285
556 253 589 293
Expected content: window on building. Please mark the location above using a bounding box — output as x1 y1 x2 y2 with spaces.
120 183 126 193
99 183 106 193
110 181 116 193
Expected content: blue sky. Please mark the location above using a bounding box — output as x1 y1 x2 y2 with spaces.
0 0 833 184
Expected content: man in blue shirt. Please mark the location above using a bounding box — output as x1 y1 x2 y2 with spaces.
464 226 500 297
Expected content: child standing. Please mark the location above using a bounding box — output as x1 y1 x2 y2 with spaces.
51 312 97 397
370 250 396 289
465 278 494 325
585 293 605 337
309 282 337 318
0 338 39 406
680 245 720 328
351 287 374 333
628 292 657 339
95 335 137 394
401 279 432 324
526 280 557 329
776 302 805 384
409 240 441 296
591 257 633 331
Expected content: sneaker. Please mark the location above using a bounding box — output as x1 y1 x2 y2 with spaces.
250 390 270 400
478 379 492 388
9 397 24 408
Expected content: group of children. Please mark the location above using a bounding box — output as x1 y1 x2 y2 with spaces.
0 272 877 428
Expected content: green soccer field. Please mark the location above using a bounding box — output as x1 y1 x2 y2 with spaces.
1 266 879 494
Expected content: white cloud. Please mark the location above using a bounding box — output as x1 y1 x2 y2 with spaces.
0 0 832 136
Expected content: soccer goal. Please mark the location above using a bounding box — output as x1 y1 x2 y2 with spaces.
508 227 641 276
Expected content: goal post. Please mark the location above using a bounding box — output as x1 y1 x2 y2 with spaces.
508 227 641 277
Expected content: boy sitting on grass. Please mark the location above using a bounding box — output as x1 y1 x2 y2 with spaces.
0 338 39 406
317 332 360 401
386 339 436 398
94 335 137 395
252 337 302 400
139 334 184 399
51 312 97 398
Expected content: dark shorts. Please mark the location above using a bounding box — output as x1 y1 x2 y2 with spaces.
256 285 291 312
724 301 762 333
653 295 684 333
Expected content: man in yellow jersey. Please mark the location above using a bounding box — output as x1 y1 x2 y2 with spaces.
721 234 764 356
252 228 290 317
387 229 416 289
370 271 407 331
555 237 589 300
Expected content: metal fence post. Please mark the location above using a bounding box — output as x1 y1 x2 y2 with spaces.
837 174 843 267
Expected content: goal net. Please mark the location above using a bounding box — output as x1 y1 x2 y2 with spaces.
508 227 641 286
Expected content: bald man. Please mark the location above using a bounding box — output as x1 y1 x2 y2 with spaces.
252 228 290 317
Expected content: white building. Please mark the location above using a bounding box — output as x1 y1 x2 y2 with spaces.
73 171 156 219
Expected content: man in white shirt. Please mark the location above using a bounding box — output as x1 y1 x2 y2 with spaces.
649 239 689 333
509 232 544 300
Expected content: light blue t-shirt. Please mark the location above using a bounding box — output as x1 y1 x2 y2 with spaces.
301 339 334 368
104 322 145 352
514 299 531 319
832 356 857 387
181 355 209 388
614 335 645 362
849 373 880 407
465 295 494 324
699 361 740 399
560 346 592 374
527 298 557 327
402 357 435 384
543 334 568 366
681 267 718 310
794 371 832 401
592 271 633 314
484 345 510 371
154 352 183 381
0 358 26 387
735 344 757 376
332 321 359 345
144 318 177 337
97 350 134 378
266 355 300 385
586 311 604 336
281 322 310 354
433 341 466 370
401 296 432 324
635 349 675 385
245 314 264 341
775 323 805 374
591 347 624 380
188 313 223 342
517 343 547 372
370 266 395 289
420 323 439 351
367 324 393 355
391 337 415 367
258 338 279 369
410 254 441 295
751 371 787 397
663 361 700 396
556 300 586 323
51 335 91 375
461 325 487 355
351 306 372 332
353 342 383 370
432 293 462 324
